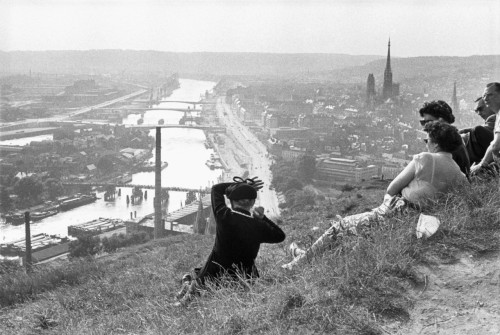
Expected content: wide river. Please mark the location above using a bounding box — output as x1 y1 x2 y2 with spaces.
0 79 223 244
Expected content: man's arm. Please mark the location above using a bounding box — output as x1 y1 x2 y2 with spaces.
485 115 496 131
257 216 286 243
471 133 500 173
211 182 233 217
492 132 500 153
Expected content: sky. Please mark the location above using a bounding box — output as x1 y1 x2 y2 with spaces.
0 0 499 57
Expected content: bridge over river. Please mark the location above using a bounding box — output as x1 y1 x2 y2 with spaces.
133 99 216 106
56 120 226 133
63 182 210 194
95 107 203 112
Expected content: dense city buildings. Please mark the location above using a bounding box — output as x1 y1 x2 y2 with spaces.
1 46 497 200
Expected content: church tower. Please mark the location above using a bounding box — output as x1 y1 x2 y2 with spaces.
382 39 393 100
451 81 459 112
366 73 375 103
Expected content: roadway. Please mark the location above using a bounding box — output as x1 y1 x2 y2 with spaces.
215 97 281 219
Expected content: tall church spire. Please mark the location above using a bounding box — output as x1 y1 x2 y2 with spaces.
382 38 393 99
386 38 391 72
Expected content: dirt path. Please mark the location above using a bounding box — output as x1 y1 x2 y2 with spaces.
399 251 500 334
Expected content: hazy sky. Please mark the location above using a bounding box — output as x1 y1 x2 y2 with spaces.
1 0 499 57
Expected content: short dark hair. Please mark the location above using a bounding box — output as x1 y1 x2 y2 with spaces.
486 82 500 93
424 121 462 153
418 100 455 124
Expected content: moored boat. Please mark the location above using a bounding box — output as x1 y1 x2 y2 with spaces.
0 233 71 262
58 193 97 211
31 209 58 221
4 213 25 225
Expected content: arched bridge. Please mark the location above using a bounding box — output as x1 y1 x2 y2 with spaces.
127 124 226 132
159 100 216 104
95 107 203 112
63 182 210 193
57 120 225 133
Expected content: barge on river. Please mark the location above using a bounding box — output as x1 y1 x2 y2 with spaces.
68 218 125 238
57 193 97 211
0 233 71 262
4 209 59 225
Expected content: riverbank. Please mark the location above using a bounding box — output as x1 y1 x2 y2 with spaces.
209 96 281 218
0 79 221 244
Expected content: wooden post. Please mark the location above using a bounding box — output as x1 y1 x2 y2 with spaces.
24 211 32 273
154 127 163 239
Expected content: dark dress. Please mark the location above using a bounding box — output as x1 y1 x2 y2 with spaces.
197 182 285 284
452 143 471 179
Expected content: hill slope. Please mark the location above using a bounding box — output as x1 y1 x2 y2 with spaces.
1 178 499 334
325 55 500 83
0 50 383 76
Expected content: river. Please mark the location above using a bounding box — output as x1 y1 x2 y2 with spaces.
0 79 221 244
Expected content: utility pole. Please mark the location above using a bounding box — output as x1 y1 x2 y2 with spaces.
154 127 163 239
24 211 32 273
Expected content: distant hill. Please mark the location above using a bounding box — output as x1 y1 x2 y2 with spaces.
324 55 500 83
0 50 383 76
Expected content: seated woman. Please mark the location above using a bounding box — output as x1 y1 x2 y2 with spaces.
282 121 467 270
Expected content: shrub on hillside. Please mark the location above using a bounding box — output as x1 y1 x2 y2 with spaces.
341 184 355 192
101 232 151 253
69 235 101 258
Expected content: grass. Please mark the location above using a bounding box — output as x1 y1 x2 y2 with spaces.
0 178 499 334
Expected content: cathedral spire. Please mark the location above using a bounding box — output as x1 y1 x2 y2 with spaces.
386 38 391 72
383 38 393 99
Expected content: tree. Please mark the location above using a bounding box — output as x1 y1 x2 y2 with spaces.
69 235 101 258
285 178 303 192
0 188 13 212
185 190 197 205
43 178 64 200
96 156 114 173
293 189 316 208
297 155 317 182
14 176 43 203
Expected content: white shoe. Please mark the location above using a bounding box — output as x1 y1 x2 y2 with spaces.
288 242 305 258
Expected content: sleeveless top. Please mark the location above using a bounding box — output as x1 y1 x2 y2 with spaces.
401 152 467 207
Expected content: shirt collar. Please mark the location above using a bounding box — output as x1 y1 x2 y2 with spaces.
231 208 253 218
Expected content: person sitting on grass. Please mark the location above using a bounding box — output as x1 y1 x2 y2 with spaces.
282 121 467 270
470 82 500 177
418 100 470 178
175 176 286 306
459 97 495 166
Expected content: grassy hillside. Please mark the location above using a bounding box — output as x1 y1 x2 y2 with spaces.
1 177 499 334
